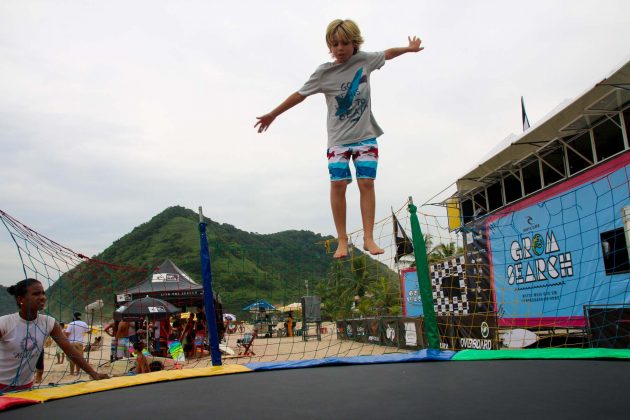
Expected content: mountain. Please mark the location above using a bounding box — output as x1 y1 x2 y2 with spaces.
0 287 16 316
41 206 399 320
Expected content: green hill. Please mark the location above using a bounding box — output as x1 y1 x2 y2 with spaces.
20 206 400 320
0 287 16 316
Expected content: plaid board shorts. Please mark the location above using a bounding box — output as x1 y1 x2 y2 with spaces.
327 138 378 182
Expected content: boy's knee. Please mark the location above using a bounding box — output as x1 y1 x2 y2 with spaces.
357 178 375 191
330 180 348 193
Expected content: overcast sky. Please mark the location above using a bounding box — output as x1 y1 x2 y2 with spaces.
1 0 629 286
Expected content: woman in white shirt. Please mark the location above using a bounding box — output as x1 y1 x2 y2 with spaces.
0 278 109 391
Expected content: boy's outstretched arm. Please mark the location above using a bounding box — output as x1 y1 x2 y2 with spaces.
384 36 423 60
255 92 306 133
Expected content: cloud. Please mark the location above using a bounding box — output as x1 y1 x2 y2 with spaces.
1 0 630 285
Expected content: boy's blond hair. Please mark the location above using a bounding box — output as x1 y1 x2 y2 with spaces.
326 19 364 54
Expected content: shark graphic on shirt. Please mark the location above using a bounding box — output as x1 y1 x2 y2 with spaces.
335 67 365 118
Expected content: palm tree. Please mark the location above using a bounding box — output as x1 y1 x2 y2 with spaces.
350 254 370 298
429 242 464 263
366 276 402 316
322 259 359 319
436 242 456 258
423 233 434 254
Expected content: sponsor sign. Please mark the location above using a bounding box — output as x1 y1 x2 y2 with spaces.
148 306 166 313
487 160 630 327
152 273 179 282
381 317 400 348
116 294 131 303
398 317 425 349
400 269 423 316
452 314 498 350
366 318 381 343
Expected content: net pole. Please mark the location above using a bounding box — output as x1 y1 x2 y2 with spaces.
198 207 222 366
407 197 441 349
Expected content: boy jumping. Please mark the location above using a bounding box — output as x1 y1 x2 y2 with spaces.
255 19 423 259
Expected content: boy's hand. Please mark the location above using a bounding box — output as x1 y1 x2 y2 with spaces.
408 36 423 53
384 37 424 60
255 114 275 133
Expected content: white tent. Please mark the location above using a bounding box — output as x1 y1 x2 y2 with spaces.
277 302 302 312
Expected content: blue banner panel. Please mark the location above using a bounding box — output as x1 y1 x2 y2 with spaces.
487 154 630 327
401 269 423 317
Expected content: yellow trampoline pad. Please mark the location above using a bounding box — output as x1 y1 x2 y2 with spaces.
5 364 252 403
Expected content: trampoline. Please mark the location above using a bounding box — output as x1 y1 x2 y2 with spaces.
2 351 629 419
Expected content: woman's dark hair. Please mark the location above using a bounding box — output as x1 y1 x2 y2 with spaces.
149 361 163 372
73 311 82 320
7 278 41 308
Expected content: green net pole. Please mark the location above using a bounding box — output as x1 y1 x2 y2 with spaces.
408 197 440 349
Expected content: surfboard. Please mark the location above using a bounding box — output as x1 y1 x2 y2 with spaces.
501 328 539 348
219 344 235 355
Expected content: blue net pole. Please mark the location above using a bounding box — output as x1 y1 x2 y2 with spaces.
198 207 222 366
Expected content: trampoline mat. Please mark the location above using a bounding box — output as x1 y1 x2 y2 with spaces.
3 359 628 419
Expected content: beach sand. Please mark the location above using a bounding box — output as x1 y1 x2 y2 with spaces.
36 322 407 387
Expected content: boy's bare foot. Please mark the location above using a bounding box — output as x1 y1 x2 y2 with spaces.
363 239 384 255
333 238 349 259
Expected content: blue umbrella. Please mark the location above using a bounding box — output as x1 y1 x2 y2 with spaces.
242 300 277 312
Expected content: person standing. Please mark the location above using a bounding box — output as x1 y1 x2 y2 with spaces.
65 311 89 375
103 319 118 361
115 320 131 359
180 314 196 358
287 312 294 337
55 322 68 364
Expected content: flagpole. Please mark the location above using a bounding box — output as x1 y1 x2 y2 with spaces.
198 207 222 366
407 196 441 349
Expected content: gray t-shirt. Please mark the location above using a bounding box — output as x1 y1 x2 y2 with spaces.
298 51 386 148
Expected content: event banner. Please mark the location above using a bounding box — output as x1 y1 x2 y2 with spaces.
335 319 370 343
401 269 423 317
401 259 481 318
336 315 498 350
336 318 426 349
449 313 498 350
336 316 499 350
486 157 630 327
335 315 498 350
365 318 382 344
399 261 497 350
398 317 426 349
381 317 401 347
433 315 498 350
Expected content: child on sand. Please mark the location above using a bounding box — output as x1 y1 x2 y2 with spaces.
167 332 185 365
193 322 207 358
133 342 150 374
256 19 423 258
